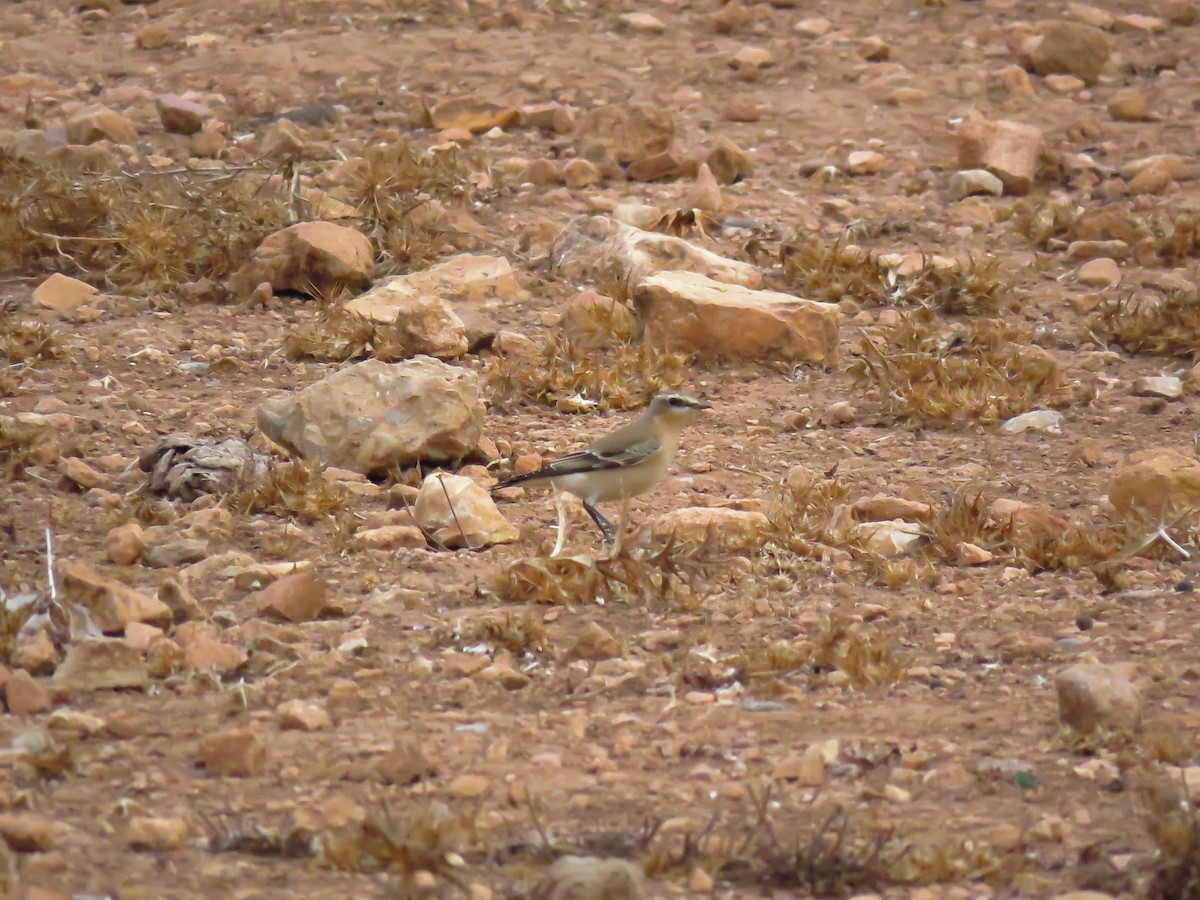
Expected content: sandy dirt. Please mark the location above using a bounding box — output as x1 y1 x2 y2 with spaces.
2 0 1200 897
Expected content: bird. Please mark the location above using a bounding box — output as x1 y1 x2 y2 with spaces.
491 391 713 557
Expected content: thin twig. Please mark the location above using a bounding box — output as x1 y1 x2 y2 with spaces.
437 473 473 551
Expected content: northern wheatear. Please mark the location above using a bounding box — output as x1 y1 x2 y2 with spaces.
492 391 713 556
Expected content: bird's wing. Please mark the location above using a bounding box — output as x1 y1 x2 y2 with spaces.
493 435 661 488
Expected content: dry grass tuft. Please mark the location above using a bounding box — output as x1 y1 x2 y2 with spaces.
1 318 64 365
0 158 290 293
811 617 907 688
1091 286 1200 356
317 802 475 887
485 331 689 412
340 142 488 277
434 610 549 657
283 306 409 362
492 531 735 608
849 309 1068 426
1143 779 1200 900
768 465 860 558
1152 210 1200 265
777 233 1015 315
1007 196 1079 248
232 459 351 523
0 417 57 481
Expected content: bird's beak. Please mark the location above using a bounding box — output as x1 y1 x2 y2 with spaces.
696 398 714 410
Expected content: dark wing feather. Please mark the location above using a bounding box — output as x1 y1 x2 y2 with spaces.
491 437 660 490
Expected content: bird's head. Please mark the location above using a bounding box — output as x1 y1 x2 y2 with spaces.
647 390 713 426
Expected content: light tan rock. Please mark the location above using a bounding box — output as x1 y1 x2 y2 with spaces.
633 271 839 363
4 669 52 715
949 169 1004 199
54 639 149 691
1028 21 1114 84
200 728 267 776
562 158 602 189
648 508 770 554
847 150 885 175
1109 448 1200 517
857 520 923 555
1045 73 1086 94
230 221 373 300
363 254 520 310
356 525 427 549
127 816 189 851
685 163 723 213
1077 257 1120 288
413 473 518 549
257 118 307 158
1133 376 1183 399
568 621 622 662
432 99 518 133
56 560 172 633
1067 2 1116 29
276 699 332 731
851 496 934 522
155 94 212 135
1114 13 1167 32
65 104 138 145
858 36 890 61
957 112 1042 196
559 290 635 348
705 136 754 184
1056 662 1141 733
344 282 467 359
552 217 762 295
257 356 483 475
531 856 647 900
1161 0 1197 26
60 457 111 491
772 754 826 785
184 638 247 674
575 103 675 166
32 273 97 312
1108 89 1152 122
619 11 665 33
106 523 146 565
956 542 994 566
0 814 64 852
253 573 328 623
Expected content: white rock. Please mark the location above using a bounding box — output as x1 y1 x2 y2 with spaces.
857 520 923 555
1132 376 1183 399
1000 409 1064 434
949 169 1004 199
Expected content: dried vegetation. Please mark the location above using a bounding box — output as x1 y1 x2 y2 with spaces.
485 331 689 412
231 459 351 523
283 305 410 362
777 233 1015 315
1091 286 1200 356
491 531 734 608
338 141 489 276
0 158 290 293
849 310 1069 426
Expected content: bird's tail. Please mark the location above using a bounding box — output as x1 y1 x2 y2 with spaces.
489 470 546 492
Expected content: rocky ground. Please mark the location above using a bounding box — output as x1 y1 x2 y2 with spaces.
3 0 1200 897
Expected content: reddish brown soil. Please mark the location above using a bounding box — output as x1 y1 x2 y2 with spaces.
2 1 1200 898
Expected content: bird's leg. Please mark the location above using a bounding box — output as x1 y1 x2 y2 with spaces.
582 502 617 543
550 491 571 558
611 493 631 558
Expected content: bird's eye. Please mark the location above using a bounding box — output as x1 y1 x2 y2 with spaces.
668 396 684 407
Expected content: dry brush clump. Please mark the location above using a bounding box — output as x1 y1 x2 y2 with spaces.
1091 286 1200 356
849 310 1069 426
231 459 351 523
0 158 290 293
735 616 907 690
485 331 690 412
491 531 736 608
1143 778 1200 900
777 233 1016 315
337 141 490 277
283 305 410 362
